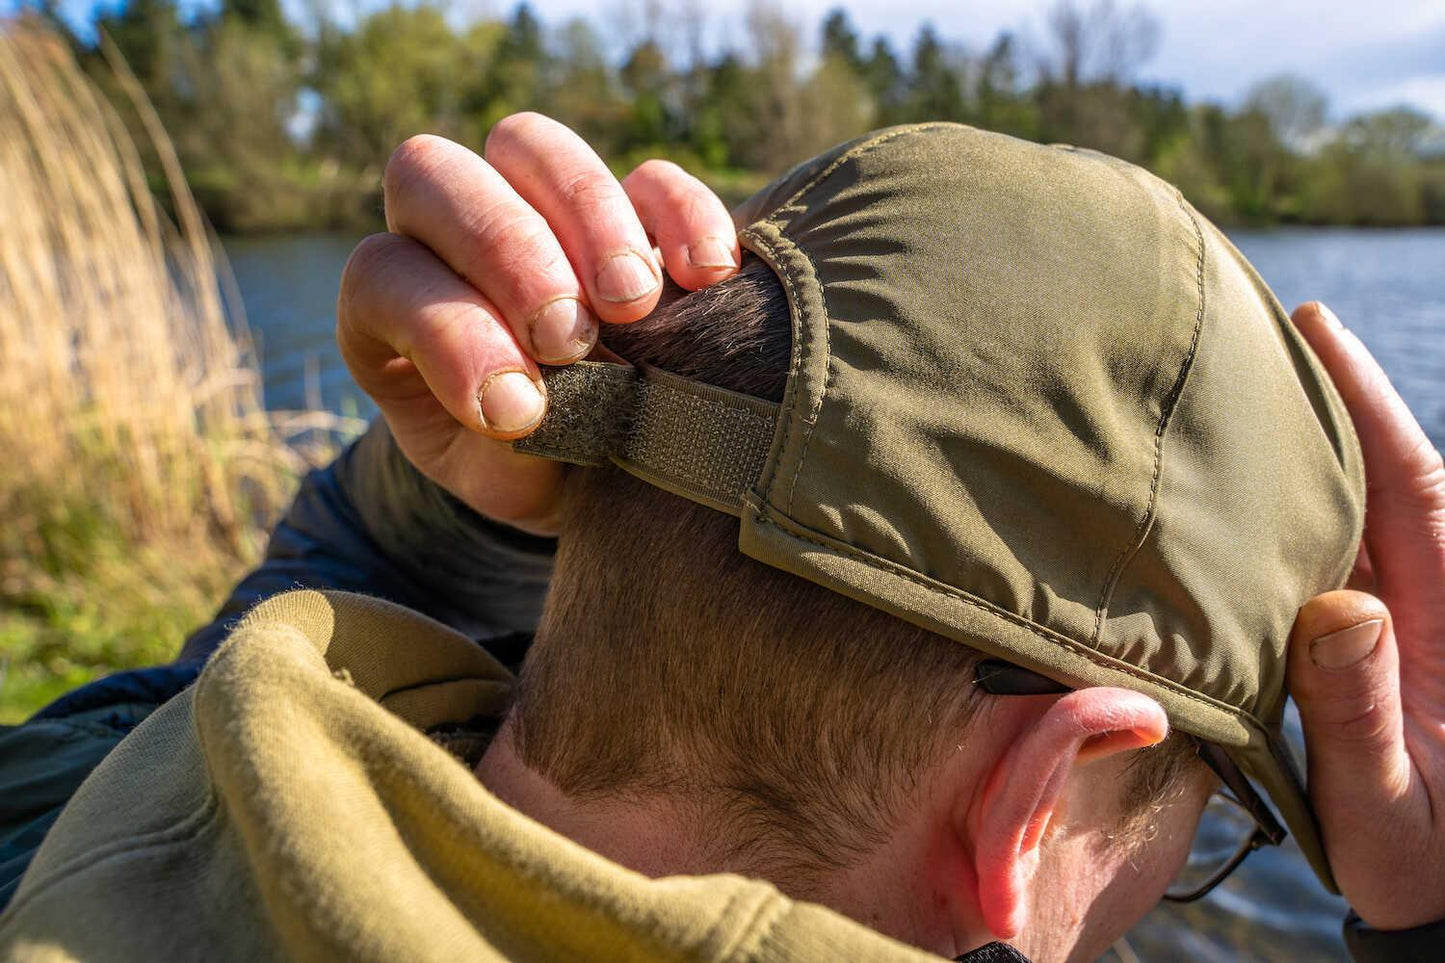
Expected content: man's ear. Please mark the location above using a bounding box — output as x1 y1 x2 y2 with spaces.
966 687 1168 940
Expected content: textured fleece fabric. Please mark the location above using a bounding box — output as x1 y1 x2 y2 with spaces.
0 589 949 963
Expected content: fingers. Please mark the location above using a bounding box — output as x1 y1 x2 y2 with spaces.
384 134 598 366
623 159 740 291
337 232 546 440
1291 302 1445 599
1287 589 1445 927
1289 590 1410 815
485 113 663 323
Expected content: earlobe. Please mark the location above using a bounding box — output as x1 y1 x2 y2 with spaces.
967 687 1168 940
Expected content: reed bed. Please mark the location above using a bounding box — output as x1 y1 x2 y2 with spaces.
0 20 355 721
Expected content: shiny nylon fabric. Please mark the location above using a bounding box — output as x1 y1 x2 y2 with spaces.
520 123 1365 888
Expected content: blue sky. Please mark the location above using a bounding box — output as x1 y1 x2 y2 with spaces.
41 0 1445 122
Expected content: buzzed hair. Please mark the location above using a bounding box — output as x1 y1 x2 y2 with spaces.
512 258 1198 886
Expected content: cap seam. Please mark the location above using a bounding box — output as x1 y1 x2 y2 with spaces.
768 122 957 221
737 226 806 499
784 244 828 516
1090 184 1209 647
747 123 957 515
751 501 1263 731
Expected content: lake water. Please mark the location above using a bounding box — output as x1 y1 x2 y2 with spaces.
223 227 1445 962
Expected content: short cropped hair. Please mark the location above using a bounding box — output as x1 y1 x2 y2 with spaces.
513 258 1197 886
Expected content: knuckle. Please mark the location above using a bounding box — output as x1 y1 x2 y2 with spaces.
1401 438 1445 504
342 233 403 285
383 135 452 212
1310 672 1399 746
338 234 404 325
631 157 686 184
630 162 722 236
485 111 551 157
467 211 569 300
678 188 722 228
1330 698 1395 747
409 298 476 359
554 168 622 214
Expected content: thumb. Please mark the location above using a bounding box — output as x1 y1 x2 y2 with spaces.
1289 591 1412 824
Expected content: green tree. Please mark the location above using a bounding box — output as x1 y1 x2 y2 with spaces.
220 0 296 55
688 51 755 171
907 24 965 122
976 33 1037 139
477 2 548 130
1302 108 1434 225
1246 74 1327 151
862 36 907 124
820 8 863 72
546 18 627 158
313 4 481 163
1034 0 1160 159
95 0 184 106
620 39 671 148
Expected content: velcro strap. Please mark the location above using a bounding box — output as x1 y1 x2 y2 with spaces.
513 361 780 516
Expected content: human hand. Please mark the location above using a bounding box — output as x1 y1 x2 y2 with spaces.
336 112 740 535
1287 301 1445 929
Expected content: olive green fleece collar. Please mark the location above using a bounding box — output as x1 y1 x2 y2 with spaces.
1 590 948 962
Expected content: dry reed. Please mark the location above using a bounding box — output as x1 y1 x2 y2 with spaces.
0 19 356 719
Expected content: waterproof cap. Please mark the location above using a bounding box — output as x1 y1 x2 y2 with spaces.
515 123 1365 889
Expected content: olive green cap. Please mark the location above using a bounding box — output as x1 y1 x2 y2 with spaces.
516 123 1365 890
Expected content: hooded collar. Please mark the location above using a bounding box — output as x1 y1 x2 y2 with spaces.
4 589 1035 962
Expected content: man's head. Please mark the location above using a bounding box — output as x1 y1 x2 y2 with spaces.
488 123 1362 961
503 261 1212 962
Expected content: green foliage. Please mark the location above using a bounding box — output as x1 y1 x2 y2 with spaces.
76 0 1445 234
0 511 243 723
314 4 483 161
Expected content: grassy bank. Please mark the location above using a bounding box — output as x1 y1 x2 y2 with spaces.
0 23 352 723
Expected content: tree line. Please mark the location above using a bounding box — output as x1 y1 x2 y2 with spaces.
33 0 1445 232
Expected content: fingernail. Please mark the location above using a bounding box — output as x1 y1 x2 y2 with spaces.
530 297 596 363
1310 619 1383 670
478 370 546 435
595 251 660 303
1316 302 1344 330
687 236 737 270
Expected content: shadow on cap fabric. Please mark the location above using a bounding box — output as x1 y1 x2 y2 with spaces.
514 123 1365 892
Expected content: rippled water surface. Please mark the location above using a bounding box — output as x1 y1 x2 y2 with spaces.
225 228 1445 962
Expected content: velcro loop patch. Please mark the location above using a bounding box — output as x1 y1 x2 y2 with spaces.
513 361 779 516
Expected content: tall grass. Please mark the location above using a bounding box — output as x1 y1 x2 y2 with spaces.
0 20 352 721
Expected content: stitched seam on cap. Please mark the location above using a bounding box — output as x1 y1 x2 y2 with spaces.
758 123 955 514
1090 186 1209 646
784 254 831 515
739 124 951 508
753 506 1260 729
740 227 827 514
738 226 809 500
769 122 955 219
